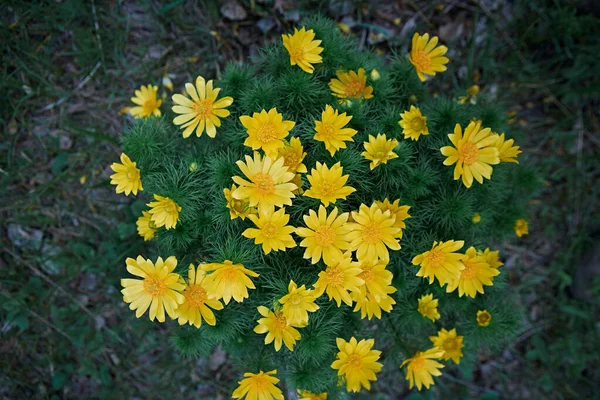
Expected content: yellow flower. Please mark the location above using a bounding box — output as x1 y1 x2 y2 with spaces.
347 203 402 262
175 264 224 328
304 161 356 206
110 153 143 196
400 348 445 391
356 258 393 301
146 194 181 230
440 120 500 188
297 389 327 400
120 255 185 322
136 211 156 241
280 280 320 325
314 105 358 156
494 133 521 163
361 134 399 170
277 137 307 173
409 33 449 82
172 76 233 138
399 106 429 141
281 27 323 74
417 294 440 322
232 370 283 400
412 240 465 286
479 248 503 268
329 68 374 101
446 247 500 298
242 208 296 254
129 84 162 118
477 309 492 327
370 69 381 81
240 108 296 157
296 205 352 265
232 152 297 213
313 252 364 307
254 306 302 351
224 184 256 220
331 337 383 393
351 286 396 320
514 218 529 237
202 260 259 304
429 328 464 364
374 198 411 231
472 212 481 224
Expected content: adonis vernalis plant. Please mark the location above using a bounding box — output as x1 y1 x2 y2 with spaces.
111 16 537 397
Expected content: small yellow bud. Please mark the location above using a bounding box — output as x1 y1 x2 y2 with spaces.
472 212 481 224
370 69 381 81
189 162 199 172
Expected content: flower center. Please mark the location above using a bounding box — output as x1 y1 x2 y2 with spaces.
222 267 239 282
362 222 382 243
289 293 303 306
358 267 374 284
231 199 247 213
262 223 278 238
184 284 207 308
347 354 363 370
275 313 288 330
284 152 299 168
411 357 426 371
126 167 139 180
143 275 167 297
460 142 479 165
257 123 278 143
325 265 344 287
143 99 157 114
319 181 336 197
192 99 213 119
479 314 490 323
461 260 476 279
425 248 445 268
315 226 336 246
444 338 457 351
375 150 386 159
319 123 336 139
411 50 431 71
345 81 365 98
291 47 304 62
166 201 179 215
253 173 275 195
410 117 425 131
250 375 269 391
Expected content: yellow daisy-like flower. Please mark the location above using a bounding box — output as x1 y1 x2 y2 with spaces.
494 133 521 163
254 306 302 351
400 348 445 391
175 264 224 328
412 240 465 286
417 294 440 322
351 286 396 320
280 280 320 325
278 137 307 173
361 134 399 170
242 208 296 254
514 218 529 237
329 68 374 101
472 212 481 224
409 33 449 82
136 211 156 241
313 105 358 156
232 152 297 213
202 260 259 305
232 370 283 400
429 328 464 364
331 337 383 393
297 389 328 400
313 252 364 307
446 246 500 298
224 184 256 220
347 203 402 262
129 84 162 119
296 205 352 265
374 198 411 231
120 255 185 322
399 106 429 141
110 153 143 196
440 120 501 188
146 194 181 230
282 27 323 74
304 161 356 206
172 76 233 138
240 108 295 157
479 248 503 268
477 309 492 327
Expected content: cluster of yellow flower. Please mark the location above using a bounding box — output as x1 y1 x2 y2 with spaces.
110 26 529 398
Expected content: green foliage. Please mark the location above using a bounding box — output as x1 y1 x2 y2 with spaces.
118 14 539 398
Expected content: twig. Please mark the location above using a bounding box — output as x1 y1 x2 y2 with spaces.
39 61 101 112
90 0 105 67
